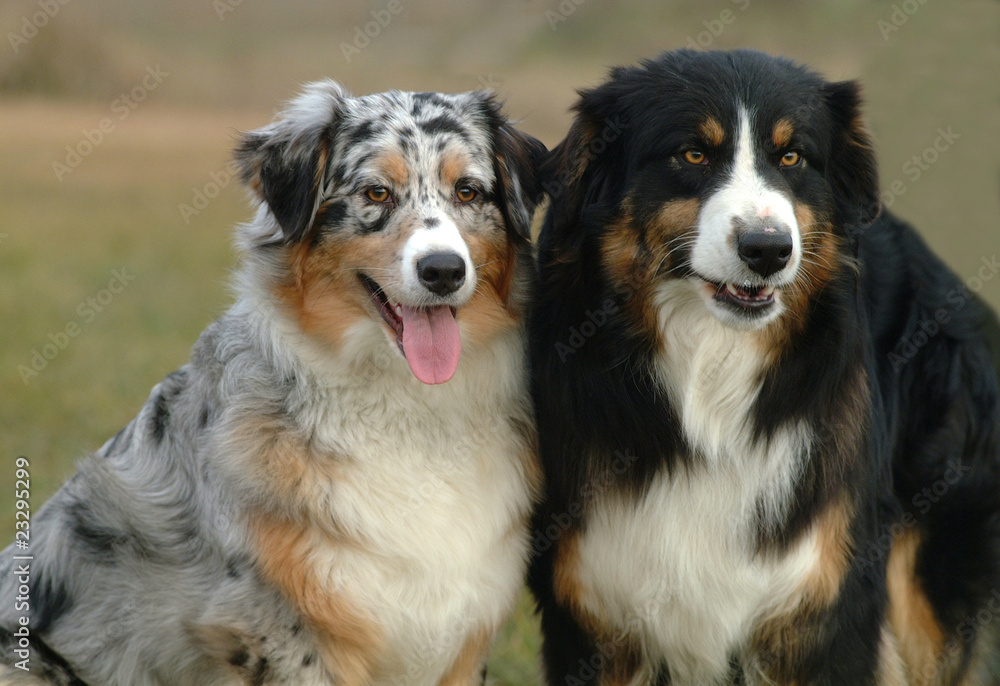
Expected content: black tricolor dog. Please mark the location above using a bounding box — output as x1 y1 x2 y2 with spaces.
528 49 1000 685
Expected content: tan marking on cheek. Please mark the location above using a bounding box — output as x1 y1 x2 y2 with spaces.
698 117 725 147
772 119 795 149
460 232 522 346
252 515 381 686
601 216 660 346
647 198 701 265
273 231 407 350
887 529 948 684
762 204 843 351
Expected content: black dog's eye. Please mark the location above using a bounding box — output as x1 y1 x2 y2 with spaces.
780 151 801 168
364 186 393 203
455 185 478 203
683 150 708 166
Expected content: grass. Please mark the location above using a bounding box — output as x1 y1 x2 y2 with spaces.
1 1 997 682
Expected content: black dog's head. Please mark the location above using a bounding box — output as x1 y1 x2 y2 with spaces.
542 49 880 333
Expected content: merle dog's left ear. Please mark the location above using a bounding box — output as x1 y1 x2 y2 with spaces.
823 80 881 227
234 80 344 243
479 95 548 242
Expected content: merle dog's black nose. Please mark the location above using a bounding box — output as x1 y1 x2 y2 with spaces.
737 229 793 277
417 253 466 296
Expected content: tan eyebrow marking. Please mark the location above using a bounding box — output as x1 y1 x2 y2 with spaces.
376 152 409 187
439 151 470 187
698 117 725 147
772 118 795 148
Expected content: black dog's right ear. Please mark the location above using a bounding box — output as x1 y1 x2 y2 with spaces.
541 80 626 241
822 80 881 228
234 80 345 244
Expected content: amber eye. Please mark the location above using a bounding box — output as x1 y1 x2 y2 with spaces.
683 150 707 165
455 185 478 203
365 186 392 203
780 151 801 167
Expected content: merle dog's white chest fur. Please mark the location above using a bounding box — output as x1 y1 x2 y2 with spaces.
290 320 536 684
574 283 819 684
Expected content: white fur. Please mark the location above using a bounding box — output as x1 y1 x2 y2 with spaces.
399 217 477 305
691 106 802 329
238 286 535 685
574 281 816 685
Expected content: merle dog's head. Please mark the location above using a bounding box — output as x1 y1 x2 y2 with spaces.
235 81 545 384
543 49 880 333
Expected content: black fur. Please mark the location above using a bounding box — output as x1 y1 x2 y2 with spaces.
28 575 73 635
480 95 547 243
529 49 1000 684
235 118 336 244
0 627 90 685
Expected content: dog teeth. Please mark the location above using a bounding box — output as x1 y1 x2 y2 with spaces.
394 305 402 316
725 283 776 299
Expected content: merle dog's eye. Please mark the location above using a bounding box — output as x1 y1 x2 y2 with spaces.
365 186 392 203
683 150 708 165
455 185 478 203
780 151 801 167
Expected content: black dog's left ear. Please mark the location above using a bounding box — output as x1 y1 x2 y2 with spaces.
479 95 548 242
234 80 345 243
823 80 881 227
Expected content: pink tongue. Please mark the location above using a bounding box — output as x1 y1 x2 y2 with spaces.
399 305 462 385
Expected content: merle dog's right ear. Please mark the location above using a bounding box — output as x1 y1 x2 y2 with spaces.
234 80 345 244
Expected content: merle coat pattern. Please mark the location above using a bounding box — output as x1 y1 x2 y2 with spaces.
0 81 545 686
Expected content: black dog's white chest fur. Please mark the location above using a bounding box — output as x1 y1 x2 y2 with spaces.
573 282 817 683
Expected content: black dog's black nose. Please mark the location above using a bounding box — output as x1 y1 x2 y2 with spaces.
417 253 466 296
737 229 793 277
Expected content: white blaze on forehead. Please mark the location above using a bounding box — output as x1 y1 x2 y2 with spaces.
689 106 801 287
400 214 476 303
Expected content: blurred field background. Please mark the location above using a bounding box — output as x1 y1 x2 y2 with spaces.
0 1 997 682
